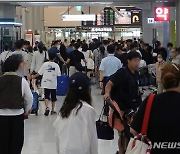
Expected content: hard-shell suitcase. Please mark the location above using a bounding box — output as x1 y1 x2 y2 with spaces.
31 92 39 115
57 64 69 96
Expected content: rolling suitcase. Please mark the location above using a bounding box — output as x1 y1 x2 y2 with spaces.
31 91 39 115
57 64 69 96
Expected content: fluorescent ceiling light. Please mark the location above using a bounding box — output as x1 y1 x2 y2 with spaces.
62 14 96 21
0 22 22 26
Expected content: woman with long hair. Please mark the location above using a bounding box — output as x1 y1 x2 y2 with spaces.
30 42 48 96
54 72 98 154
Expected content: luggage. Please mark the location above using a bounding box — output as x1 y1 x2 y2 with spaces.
31 92 39 115
57 64 69 96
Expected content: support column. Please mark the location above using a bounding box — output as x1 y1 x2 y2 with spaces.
176 0 180 46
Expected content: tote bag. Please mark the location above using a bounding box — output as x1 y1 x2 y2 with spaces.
125 94 155 154
96 101 114 140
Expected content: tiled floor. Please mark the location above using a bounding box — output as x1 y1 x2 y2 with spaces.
22 85 119 154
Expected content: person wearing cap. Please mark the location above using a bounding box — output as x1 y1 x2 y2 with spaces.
53 72 98 154
48 40 66 65
30 42 49 96
104 52 142 154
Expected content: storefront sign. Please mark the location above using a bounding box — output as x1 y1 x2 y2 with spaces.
62 14 96 21
154 7 170 21
91 27 113 32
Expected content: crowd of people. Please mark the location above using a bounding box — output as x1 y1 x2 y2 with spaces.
0 37 179 154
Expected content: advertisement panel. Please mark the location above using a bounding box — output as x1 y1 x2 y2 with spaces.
154 7 170 21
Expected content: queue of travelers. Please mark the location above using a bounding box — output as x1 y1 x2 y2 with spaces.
0 37 179 154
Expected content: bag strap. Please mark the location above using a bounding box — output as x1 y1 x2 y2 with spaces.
4 51 10 62
141 94 155 135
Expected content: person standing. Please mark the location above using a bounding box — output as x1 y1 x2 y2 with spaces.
0 44 12 64
171 47 180 65
0 54 33 154
131 63 180 154
54 72 98 154
12 40 30 80
166 42 173 62
30 42 48 98
99 44 122 94
33 52 61 116
155 53 167 93
48 40 66 65
66 43 86 76
104 52 142 154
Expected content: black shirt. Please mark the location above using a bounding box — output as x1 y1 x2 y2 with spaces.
131 91 180 154
68 50 85 66
143 51 153 65
110 67 141 111
115 53 128 66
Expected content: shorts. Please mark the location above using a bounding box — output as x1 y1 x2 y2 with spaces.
44 89 57 102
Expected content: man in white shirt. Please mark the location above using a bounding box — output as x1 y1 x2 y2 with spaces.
0 44 12 63
171 48 180 65
33 52 61 116
99 45 122 93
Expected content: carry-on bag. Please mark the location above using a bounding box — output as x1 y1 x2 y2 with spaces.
125 94 155 154
31 91 39 115
57 64 69 96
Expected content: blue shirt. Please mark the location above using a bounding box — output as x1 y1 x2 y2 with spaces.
99 54 122 77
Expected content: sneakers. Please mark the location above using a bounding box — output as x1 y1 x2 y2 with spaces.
44 107 50 116
44 108 57 116
51 111 57 115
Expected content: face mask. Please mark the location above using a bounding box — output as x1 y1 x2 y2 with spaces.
157 58 163 62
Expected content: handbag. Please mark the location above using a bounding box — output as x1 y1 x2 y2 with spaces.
96 101 114 140
125 94 155 154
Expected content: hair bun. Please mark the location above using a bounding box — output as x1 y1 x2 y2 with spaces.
162 72 178 89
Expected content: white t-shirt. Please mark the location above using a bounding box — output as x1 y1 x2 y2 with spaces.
38 62 61 89
53 102 98 154
0 51 12 62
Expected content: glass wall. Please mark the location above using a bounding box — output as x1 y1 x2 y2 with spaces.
0 26 21 52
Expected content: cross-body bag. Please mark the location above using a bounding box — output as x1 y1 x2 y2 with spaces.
1 51 10 66
125 94 155 154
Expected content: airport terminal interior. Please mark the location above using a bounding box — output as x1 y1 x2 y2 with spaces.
0 0 180 154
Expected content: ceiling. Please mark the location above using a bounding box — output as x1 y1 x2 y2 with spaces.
3 0 174 7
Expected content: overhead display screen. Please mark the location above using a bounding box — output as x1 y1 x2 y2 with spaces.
82 7 114 27
115 7 142 26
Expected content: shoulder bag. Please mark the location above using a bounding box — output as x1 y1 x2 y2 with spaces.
125 94 155 154
96 100 114 140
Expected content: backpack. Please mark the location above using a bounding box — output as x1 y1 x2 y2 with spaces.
107 99 125 131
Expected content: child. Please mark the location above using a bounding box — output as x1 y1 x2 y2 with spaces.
33 52 61 116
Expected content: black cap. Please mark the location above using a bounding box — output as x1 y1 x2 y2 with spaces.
69 72 90 90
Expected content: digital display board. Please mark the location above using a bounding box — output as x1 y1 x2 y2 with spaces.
115 7 142 26
82 7 114 27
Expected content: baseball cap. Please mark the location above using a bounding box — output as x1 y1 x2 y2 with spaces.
69 72 90 90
